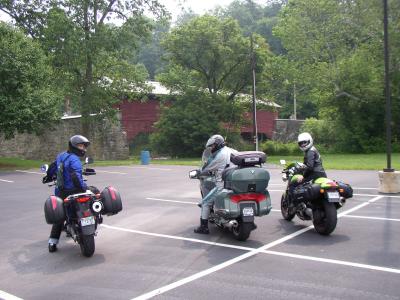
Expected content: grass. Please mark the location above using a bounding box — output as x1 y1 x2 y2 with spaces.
0 153 398 171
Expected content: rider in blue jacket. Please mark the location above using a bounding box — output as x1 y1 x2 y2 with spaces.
43 135 90 252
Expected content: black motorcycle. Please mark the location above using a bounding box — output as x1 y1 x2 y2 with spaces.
280 160 353 235
42 158 122 257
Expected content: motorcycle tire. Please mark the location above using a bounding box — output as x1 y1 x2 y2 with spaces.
281 193 295 221
232 222 252 241
313 202 337 236
79 234 95 257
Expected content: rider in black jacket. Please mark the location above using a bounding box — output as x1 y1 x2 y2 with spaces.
289 132 327 206
298 132 327 182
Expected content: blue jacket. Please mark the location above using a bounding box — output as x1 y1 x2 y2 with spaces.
47 151 87 196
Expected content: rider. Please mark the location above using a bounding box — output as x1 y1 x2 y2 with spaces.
42 135 90 253
194 134 237 234
288 132 327 200
298 132 327 182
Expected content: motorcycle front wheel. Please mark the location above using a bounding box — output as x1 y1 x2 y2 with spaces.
313 202 337 235
80 234 95 257
232 222 252 241
281 193 295 221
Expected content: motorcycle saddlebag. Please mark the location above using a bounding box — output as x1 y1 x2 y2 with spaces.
230 151 266 167
100 186 123 215
224 167 270 193
337 181 353 198
292 183 320 203
44 196 65 224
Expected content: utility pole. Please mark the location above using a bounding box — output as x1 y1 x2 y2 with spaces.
383 0 393 172
293 83 297 120
250 34 258 151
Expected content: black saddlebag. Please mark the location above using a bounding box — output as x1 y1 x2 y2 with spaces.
101 186 123 215
292 183 320 203
337 181 353 198
44 196 65 224
230 151 266 167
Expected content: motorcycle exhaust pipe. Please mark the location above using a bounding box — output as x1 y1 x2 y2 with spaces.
92 201 103 213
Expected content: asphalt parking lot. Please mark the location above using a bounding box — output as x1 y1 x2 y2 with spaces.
0 165 399 300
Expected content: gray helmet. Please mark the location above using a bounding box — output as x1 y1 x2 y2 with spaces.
68 135 90 157
205 134 225 153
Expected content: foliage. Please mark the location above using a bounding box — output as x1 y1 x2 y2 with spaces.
0 22 61 138
0 0 168 128
260 140 300 156
273 0 400 152
158 15 273 100
150 91 243 157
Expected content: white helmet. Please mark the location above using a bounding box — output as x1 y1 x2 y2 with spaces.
298 132 313 151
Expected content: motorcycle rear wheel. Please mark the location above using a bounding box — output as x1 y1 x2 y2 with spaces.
80 234 95 257
232 222 252 241
313 202 337 235
281 193 295 221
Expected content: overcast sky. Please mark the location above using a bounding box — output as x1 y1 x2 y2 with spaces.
0 1 266 23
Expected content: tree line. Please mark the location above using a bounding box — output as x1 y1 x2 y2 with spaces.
1 0 399 156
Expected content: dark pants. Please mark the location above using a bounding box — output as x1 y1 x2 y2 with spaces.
49 189 80 242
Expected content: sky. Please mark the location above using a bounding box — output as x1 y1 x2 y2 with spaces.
0 0 266 23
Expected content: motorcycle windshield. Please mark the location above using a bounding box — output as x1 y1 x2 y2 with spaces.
201 148 212 168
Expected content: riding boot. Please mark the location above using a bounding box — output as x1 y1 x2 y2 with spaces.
194 218 209 234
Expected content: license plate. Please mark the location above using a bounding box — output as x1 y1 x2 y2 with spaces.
80 216 95 226
242 207 254 216
327 192 340 202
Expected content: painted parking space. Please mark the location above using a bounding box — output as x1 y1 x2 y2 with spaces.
0 166 399 300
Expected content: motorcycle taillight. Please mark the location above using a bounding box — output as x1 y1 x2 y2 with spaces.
77 196 91 203
230 193 266 203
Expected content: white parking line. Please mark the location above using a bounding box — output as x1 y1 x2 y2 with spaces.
0 290 23 300
15 170 43 175
128 195 384 300
95 170 128 175
263 250 400 274
116 166 173 171
146 198 197 205
101 224 254 252
0 179 14 183
343 215 400 222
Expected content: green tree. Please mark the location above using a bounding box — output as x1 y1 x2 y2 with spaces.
150 91 242 157
0 22 61 138
158 15 272 100
0 0 168 133
274 0 400 152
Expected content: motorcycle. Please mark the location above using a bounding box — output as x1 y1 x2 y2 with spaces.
190 151 272 241
42 157 122 257
280 160 353 235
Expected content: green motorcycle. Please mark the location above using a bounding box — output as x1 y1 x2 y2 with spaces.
280 160 353 235
190 151 272 241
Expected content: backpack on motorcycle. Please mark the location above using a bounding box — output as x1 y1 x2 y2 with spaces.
44 196 66 224
56 154 71 191
336 181 353 198
230 151 266 168
100 186 123 215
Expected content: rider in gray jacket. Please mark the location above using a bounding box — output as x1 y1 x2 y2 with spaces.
194 134 237 234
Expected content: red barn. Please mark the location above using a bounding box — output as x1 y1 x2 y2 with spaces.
117 82 280 142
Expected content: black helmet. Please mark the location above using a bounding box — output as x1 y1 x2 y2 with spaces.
68 135 90 157
205 134 225 153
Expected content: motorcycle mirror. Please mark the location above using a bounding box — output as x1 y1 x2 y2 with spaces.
189 170 198 179
85 157 94 164
280 159 286 165
40 164 49 172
